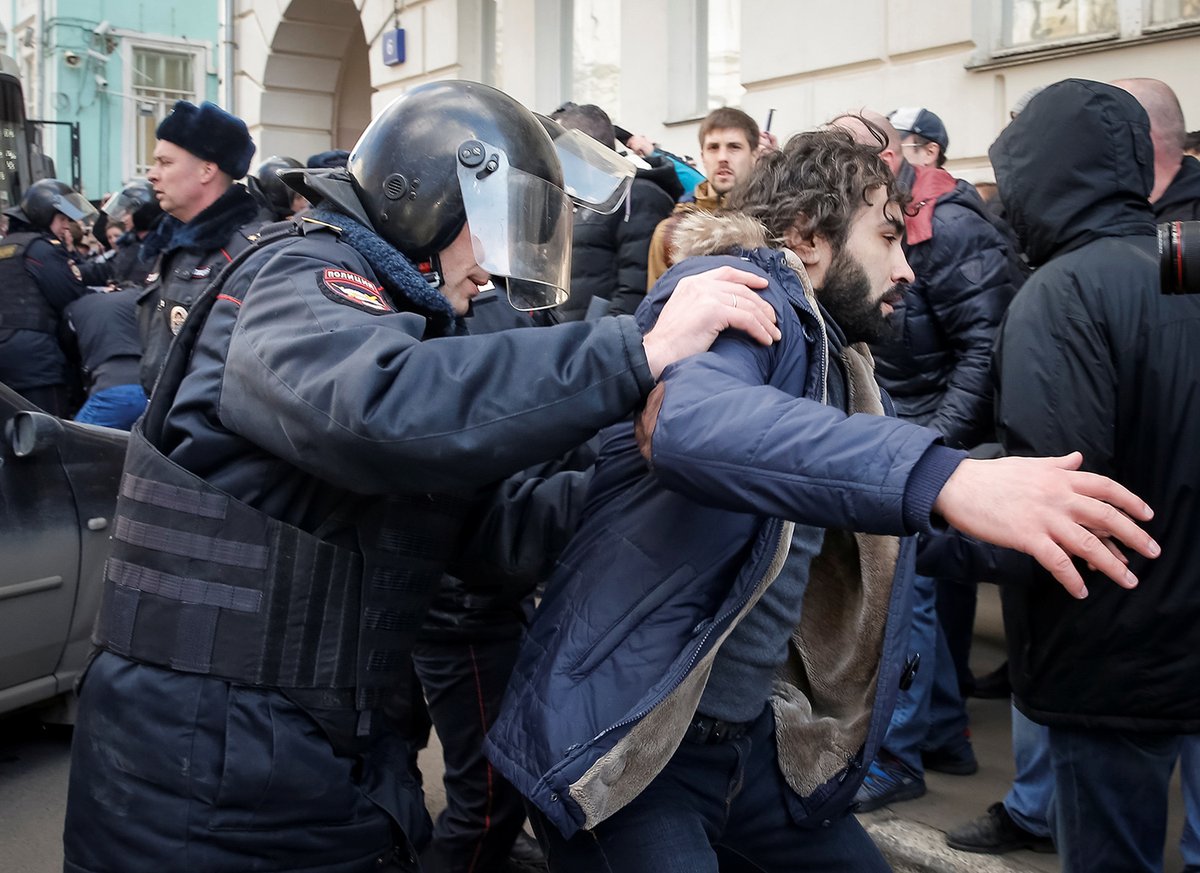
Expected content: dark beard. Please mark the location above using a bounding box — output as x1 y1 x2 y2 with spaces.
818 251 896 344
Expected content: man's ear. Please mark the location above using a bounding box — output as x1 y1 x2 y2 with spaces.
784 224 821 266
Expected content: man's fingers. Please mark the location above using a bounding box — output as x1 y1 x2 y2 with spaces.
702 266 770 289
1069 495 1160 559
1049 519 1139 591
1070 470 1154 521
1029 538 1087 599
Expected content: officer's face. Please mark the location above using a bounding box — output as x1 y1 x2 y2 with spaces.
437 222 491 315
147 140 216 223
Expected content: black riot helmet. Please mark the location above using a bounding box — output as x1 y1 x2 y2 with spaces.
349 80 574 310
18 179 98 231
101 179 156 224
251 155 304 218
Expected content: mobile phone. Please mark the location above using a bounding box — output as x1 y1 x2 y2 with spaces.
764 108 775 133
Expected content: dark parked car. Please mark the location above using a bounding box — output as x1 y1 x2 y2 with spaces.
0 381 126 720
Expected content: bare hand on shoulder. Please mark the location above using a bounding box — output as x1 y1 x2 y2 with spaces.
933 452 1159 599
641 266 779 379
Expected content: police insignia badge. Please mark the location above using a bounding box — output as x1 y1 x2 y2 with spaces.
191 265 213 280
317 268 394 314
0 244 18 259
70 262 83 282
169 305 188 335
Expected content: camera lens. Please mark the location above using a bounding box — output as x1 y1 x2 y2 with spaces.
1159 220 1200 295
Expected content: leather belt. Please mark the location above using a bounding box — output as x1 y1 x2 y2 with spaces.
684 714 753 745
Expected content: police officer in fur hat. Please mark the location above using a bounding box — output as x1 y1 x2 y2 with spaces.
62 80 780 873
137 100 273 395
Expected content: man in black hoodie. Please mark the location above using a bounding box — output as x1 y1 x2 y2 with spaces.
138 100 272 395
988 79 1200 873
550 103 678 320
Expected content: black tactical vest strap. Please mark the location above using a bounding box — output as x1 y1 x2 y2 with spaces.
94 218 469 717
0 232 59 333
96 425 364 698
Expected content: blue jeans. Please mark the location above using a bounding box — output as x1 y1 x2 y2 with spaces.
878 573 969 776
74 383 148 430
1003 704 1053 838
1048 725 1194 873
527 707 889 873
1006 707 1200 867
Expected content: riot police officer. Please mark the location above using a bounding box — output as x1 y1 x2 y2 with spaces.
248 154 309 219
62 80 778 873
100 178 163 287
0 178 96 415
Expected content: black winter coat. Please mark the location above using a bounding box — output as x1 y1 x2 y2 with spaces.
990 79 1200 732
871 163 1022 447
557 156 678 321
1155 154 1200 221
136 184 270 394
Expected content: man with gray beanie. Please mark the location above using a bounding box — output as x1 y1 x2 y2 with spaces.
138 99 272 394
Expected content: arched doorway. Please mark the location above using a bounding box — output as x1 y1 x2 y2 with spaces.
240 0 372 162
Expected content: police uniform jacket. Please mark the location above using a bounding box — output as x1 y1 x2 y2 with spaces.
136 183 270 394
0 231 86 391
65 211 659 873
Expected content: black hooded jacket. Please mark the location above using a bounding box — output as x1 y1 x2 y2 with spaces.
1155 154 1200 221
557 155 679 321
990 79 1200 732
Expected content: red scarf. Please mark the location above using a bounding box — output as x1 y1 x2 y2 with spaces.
903 165 958 246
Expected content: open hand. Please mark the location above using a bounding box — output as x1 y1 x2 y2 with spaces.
933 452 1159 598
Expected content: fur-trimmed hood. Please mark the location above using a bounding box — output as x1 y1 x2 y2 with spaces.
671 210 773 260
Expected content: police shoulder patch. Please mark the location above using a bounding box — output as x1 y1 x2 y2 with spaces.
317 268 393 314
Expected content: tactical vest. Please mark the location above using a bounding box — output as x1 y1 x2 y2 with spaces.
94 220 467 725
0 232 59 333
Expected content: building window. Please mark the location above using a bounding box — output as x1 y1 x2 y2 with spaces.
706 0 743 110
570 0 621 119
666 0 742 122
130 47 198 175
1148 0 1200 24
975 0 1200 64
1002 0 1117 48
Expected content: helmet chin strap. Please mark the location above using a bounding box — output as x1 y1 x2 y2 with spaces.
415 252 444 288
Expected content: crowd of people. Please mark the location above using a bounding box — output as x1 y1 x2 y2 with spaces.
0 69 1196 873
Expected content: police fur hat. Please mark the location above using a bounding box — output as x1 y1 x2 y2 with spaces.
156 100 255 179
306 149 351 169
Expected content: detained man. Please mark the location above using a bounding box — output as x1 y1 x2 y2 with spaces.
485 125 1160 872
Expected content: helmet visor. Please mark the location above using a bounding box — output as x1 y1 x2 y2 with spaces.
54 191 98 225
536 115 634 214
457 143 573 311
101 187 148 222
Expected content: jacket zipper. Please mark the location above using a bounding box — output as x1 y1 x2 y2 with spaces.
574 516 793 751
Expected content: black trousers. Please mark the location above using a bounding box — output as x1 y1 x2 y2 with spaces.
406 635 530 873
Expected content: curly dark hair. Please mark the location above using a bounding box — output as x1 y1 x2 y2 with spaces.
726 122 906 250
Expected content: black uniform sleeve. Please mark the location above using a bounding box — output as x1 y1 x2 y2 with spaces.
218 244 655 496
24 238 87 313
